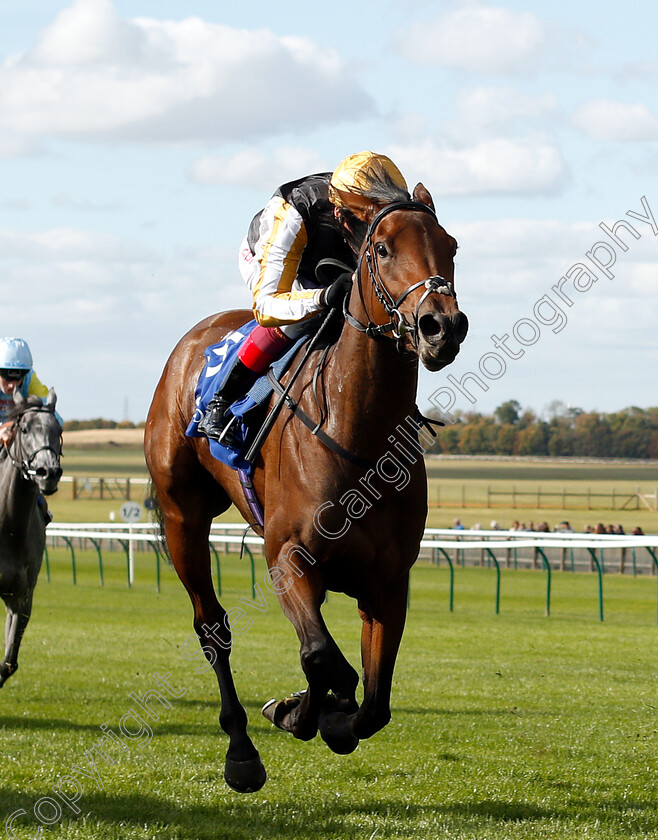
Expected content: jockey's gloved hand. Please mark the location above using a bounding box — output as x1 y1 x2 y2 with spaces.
320 272 353 309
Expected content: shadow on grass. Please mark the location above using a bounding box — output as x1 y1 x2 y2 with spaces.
2 786 656 840
0 788 556 840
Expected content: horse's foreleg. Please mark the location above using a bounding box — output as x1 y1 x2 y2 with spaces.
0 594 33 687
165 517 266 793
262 546 358 742
319 574 409 751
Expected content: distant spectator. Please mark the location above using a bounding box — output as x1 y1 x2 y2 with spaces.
471 522 481 530
537 521 550 533
632 526 644 536
509 520 521 532
557 520 574 533
595 523 606 534
613 524 625 535
584 525 594 533
490 520 500 530
453 518 465 531
606 525 615 535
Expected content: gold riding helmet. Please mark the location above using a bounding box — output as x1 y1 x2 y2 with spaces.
328 151 407 207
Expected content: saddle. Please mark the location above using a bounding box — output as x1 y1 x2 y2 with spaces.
185 320 309 472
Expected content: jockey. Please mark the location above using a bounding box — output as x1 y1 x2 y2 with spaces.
0 337 62 523
198 150 409 442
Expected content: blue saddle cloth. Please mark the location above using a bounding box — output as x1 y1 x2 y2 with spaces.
185 320 308 473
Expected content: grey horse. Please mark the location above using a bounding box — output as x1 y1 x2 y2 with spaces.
0 389 62 687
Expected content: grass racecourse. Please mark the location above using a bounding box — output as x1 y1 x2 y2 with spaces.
1 551 657 840
2 441 657 838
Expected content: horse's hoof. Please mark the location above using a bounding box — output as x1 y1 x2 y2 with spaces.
0 662 17 688
261 692 304 732
224 755 267 793
319 712 360 755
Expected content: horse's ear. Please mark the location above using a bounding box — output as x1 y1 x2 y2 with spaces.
46 388 57 411
412 183 435 212
13 390 26 408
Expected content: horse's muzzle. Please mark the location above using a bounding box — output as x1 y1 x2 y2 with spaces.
417 310 469 371
35 465 63 495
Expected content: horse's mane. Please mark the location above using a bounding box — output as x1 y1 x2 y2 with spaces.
351 169 411 206
5 395 45 422
339 170 411 252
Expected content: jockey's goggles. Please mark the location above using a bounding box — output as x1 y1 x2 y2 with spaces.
0 368 28 381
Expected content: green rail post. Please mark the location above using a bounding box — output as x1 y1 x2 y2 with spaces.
484 548 501 615
152 543 161 594
118 540 131 589
243 544 256 600
586 548 604 621
87 537 104 587
646 547 658 625
61 536 76 584
435 547 454 612
43 545 50 582
632 547 637 576
208 541 222 596
535 547 552 617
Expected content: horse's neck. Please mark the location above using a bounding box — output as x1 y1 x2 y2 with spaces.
326 320 419 450
0 458 38 537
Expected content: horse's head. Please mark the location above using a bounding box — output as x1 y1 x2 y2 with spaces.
343 183 468 371
11 389 62 496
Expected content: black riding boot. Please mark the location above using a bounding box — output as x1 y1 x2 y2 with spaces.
197 359 256 445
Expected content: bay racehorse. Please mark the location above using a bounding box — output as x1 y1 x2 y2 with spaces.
145 183 468 792
0 389 62 687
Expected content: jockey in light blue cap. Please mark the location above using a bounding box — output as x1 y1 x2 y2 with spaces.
0 337 62 427
0 337 63 523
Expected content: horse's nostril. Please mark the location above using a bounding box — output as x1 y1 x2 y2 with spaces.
418 313 444 339
452 311 469 343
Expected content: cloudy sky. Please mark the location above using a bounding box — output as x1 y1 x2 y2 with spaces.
1 0 657 422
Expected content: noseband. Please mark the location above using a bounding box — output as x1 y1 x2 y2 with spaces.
344 201 456 346
5 406 62 482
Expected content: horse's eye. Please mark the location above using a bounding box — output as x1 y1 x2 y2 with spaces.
375 243 388 258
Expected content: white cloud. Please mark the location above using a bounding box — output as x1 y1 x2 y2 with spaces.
0 0 374 150
0 226 246 329
572 100 658 142
0 130 44 159
391 138 568 197
187 147 329 188
399 6 554 75
614 61 658 82
445 86 561 141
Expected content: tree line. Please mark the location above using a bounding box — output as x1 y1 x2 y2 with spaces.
63 418 146 431
426 400 658 459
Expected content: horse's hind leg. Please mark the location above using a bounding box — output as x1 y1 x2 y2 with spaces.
319 573 409 752
160 495 266 793
0 594 32 687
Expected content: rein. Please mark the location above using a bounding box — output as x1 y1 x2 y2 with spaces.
5 406 62 482
344 201 456 347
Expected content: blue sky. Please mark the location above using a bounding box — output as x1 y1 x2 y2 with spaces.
1 0 656 421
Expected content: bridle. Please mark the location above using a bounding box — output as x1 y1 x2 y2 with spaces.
344 201 456 347
4 405 62 483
